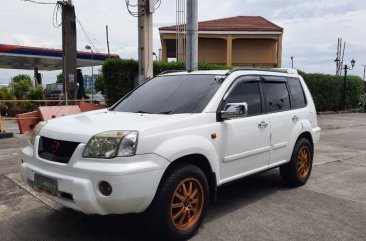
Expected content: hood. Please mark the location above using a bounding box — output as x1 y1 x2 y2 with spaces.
39 110 192 143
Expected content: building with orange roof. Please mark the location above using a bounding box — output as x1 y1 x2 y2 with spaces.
159 16 283 67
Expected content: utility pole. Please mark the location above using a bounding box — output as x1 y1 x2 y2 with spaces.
106 25 110 57
362 65 366 81
336 38 342 75
137 0 154 87
61 0 77 103
186 0 198 72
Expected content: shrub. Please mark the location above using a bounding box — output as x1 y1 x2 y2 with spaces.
102 59 138 105
300 73 363 112
153 61 185 75
198 62 232 70
360 95 366 112
346 75 364 109
301 73 342 111
152 61 232 75
22 85 45 112
1 81 46 115
0 87 12 100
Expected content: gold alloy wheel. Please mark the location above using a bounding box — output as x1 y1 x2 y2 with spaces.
170 177 204 231
297 146 311 178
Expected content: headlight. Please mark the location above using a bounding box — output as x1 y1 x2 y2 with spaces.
30 121 47 145
83 131 138 159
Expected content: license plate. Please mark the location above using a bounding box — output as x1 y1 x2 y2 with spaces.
33 173 58 197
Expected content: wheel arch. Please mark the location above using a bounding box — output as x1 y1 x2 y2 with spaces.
160 154 217 202
297 131 313 146
296 131 314 154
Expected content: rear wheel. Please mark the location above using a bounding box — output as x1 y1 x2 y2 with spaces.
147 163 209 240
280 138 313 186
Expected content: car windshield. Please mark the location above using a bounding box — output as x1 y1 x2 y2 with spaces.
112 74 223 114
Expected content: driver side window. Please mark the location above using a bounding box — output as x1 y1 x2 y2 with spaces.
225 81 262 116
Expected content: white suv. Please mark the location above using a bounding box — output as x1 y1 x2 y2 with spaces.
21 68 321 240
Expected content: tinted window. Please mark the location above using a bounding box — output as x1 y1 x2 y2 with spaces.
113 75 222 114
262 82 291 113
287 77 306 108
225 82 262 116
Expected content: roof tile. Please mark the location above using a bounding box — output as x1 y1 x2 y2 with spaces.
159 16 283 32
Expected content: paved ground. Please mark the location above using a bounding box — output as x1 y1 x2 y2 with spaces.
1 113 366 241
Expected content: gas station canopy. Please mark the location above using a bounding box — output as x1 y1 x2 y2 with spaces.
0 43 119 71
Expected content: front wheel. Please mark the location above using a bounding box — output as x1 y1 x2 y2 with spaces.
280 138 313 186
147 163 209 240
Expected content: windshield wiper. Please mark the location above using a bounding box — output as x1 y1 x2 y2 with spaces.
159 111 172 114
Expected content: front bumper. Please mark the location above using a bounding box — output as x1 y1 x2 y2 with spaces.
20 137 169 215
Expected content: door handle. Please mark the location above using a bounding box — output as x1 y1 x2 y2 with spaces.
292 115 300 122
258 121 269 128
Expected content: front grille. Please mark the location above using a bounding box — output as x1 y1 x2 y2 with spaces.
38 136 80 164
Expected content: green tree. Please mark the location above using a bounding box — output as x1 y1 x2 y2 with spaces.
94 74 105 94
56 72 63 84
12 74 32 84
11 79 33 99
26 85 45 100
0 87 12 100
0 87 14 115
23 85 45 112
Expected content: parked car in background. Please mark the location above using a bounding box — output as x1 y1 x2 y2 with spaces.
45 83 64 101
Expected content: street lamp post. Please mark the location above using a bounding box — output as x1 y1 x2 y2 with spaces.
335 58 356 110
85 45 94 100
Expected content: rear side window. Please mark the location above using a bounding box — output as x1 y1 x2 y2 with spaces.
262 82 291 113
225 82 262 116
287 77 307 108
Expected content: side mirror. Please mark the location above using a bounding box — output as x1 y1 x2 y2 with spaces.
221 102 248 120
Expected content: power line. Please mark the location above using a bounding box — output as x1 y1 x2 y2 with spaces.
155 0 162 10
21 0 57 4
76 16 100 53
22 0 103 54
21 0 62 28
125 0 145 17
124 0 162 17
52 2 62 28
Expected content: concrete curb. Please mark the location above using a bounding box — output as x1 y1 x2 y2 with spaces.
317 109 364 115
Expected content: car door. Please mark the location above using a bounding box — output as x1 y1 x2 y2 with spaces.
220 76 271 182
261 76 303 166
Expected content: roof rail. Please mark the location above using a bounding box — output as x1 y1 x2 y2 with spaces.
157 70 186 75
279 68 298 74
225 67 298 75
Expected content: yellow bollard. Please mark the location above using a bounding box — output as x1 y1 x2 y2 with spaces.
0 114 4 133
0 99 3 133
0 100 3 133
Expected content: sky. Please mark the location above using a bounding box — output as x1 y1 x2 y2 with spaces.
0 0 366 86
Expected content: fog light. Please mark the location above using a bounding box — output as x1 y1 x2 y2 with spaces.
99 181 112 196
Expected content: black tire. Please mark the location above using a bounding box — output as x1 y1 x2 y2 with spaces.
280 138 313 187
146 163 209 241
